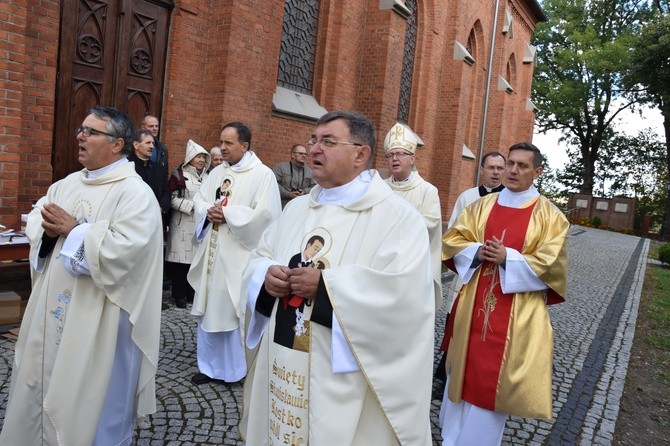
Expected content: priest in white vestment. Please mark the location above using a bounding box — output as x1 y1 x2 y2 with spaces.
382 122 442 309
439 142 568 446
188 121 281 385
240 111 435 445
447 151 506 227
0 106 163 446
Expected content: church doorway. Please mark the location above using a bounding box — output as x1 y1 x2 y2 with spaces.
52 0 172 181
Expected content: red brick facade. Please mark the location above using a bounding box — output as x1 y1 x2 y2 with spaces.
0 0 543 229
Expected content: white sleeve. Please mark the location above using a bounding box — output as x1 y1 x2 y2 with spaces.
453 243 483 284
499 247 548 293
245 259 276 349
33 239 47 273
59 223 92 276
331 318 359 373
194 215 210 242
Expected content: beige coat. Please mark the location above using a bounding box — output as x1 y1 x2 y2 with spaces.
166 140 210 264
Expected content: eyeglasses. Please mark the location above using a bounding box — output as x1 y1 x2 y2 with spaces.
384 151 413 160
307 137 363 149
76 126 116 138
292 151 308 156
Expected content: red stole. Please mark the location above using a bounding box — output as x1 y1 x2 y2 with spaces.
451 199 537 410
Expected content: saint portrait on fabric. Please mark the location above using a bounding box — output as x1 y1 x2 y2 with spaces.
215 176 233 206
274 228 332 351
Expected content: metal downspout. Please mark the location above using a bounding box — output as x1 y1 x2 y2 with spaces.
476 0 501 185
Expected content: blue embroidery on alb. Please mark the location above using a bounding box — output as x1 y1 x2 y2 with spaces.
52 289 72 345
57 291 72 304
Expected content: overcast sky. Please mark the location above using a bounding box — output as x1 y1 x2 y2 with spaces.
532 106 665 170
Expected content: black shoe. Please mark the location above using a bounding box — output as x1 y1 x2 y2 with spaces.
175 299 187 309
191 372 213 385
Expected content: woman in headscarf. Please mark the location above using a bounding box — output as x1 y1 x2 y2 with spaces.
166 140 211 308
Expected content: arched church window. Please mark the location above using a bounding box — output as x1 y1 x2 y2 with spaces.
397 0 417 123
277 0 320 94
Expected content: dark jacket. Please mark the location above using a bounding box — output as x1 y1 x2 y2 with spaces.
128 152 171 214
152 139 169 176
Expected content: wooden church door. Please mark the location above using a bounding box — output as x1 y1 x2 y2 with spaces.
52 0 172 181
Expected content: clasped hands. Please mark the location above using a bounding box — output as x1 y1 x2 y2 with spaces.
289 189 304 199
207 203 226 224
477 235 506 265
264 265 320 299
41 203 77 238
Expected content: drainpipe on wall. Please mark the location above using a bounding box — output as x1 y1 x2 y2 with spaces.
476 0 501 186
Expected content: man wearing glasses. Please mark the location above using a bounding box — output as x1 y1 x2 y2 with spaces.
273 143 316 208
383 122 443 310
448 151 506 227
1 106 163 446
241 111 435 445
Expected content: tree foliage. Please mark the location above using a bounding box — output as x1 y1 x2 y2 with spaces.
553 128 666 229
532 0 652 194
626 6 670 237
627 13 670 113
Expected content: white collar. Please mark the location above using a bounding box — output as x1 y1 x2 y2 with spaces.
391 170 415 184
85 157 129 180
228 151 252 168
498 185 539 208
317 170 373 205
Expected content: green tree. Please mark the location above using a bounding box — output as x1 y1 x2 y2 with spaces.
554 128 667 229
604 130 667 230
603 130 666 198
536 158 565 204
627 8 670 238
532 0 651 194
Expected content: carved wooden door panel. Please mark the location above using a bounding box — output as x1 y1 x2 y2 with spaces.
53 0 172 181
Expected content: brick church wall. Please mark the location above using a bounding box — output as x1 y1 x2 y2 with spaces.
0 0 545 227
1 0 59 229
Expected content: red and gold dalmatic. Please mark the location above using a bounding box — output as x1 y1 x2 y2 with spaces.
442 193 568 419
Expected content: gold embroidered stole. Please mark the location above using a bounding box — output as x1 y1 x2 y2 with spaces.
265 206 359 445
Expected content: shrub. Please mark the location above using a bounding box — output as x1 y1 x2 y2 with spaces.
591 216 602 228
658 243 670 265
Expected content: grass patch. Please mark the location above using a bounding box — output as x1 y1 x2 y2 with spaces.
649 240 661 260
646 262 670 384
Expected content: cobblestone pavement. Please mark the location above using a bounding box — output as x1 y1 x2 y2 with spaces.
0 226 648 445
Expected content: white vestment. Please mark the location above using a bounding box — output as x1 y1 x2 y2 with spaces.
0 160 163 446
385 171 443 309
241 170 435 446
188 151 281 381
448 186 482 227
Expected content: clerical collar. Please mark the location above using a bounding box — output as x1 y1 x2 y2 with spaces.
498 185 539 208
391 170 416 184
478 183 504 197
228 150 252 168
85 157 129 180
317 170 373 205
